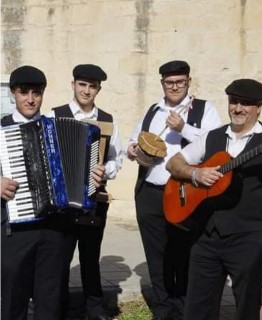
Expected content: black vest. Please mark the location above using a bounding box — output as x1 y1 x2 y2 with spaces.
203 125 262 235
52 104 113 164
1 114 16 126
135 99 206 194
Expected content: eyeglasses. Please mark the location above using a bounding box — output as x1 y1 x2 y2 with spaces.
228 96 259 106
162 79 189 89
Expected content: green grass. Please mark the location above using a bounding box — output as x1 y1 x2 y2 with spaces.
27 299 152 320
113 299 152 320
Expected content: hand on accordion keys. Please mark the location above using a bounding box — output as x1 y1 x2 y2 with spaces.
91 164 106 188
1 177 19 201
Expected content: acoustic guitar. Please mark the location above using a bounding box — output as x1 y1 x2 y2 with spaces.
163 144 262 224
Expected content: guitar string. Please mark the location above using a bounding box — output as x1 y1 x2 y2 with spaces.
224 133 255 174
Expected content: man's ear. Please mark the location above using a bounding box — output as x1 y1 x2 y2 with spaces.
257 105 262 117
10 88 17 99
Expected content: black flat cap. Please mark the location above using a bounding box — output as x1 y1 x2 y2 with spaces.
225 79 262 103
159 60 190 76
9 65 47 88
73 64 107 82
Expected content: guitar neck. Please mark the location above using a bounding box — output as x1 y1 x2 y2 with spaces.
220 144 262 174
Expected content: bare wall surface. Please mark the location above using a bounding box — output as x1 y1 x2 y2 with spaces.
2 0 262 219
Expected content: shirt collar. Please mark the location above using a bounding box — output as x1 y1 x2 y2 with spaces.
69 100 98 119
226 121 262 139
156 95 191 112
12 108 41 123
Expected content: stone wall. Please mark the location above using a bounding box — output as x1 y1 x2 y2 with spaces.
2 0 262 218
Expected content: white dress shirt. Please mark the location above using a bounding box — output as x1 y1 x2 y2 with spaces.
128 95 222 185
48 100 123 180
181 121 262 165
12 108 41 123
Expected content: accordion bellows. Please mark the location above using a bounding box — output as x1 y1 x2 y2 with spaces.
136 131 167 167
0 116 100 224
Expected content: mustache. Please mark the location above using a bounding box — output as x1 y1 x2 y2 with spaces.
232 111 246 115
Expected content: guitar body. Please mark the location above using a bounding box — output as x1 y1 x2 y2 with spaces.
163 151 233 224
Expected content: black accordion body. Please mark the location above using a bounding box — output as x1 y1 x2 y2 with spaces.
0 116 100 224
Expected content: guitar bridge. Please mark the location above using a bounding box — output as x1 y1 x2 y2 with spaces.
179 182 186 207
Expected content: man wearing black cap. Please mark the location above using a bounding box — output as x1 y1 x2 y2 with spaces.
166 78 262 319
1 65 71 320
50 64 123 320
127 60 221 319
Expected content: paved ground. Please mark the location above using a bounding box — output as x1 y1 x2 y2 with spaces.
68 217 237 320
28 215 261 319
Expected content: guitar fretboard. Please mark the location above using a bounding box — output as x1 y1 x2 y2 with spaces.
220 144 262 174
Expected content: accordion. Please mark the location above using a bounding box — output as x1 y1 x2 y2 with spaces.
0 116 100 224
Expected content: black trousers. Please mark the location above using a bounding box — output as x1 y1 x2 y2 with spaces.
185 230 262 320
165 224 197 297
1 221 72 320
64 201 109 317
165 211 206 307
135 182 178 317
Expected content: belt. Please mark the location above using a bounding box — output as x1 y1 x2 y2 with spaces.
144 181 165 191
74 214 103 226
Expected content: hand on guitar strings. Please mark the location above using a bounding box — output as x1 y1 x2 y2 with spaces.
91 164 106 188
193 166 223 187
1 176 18 201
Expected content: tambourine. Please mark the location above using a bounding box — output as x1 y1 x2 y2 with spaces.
135 131 167 167
135 98 195 167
